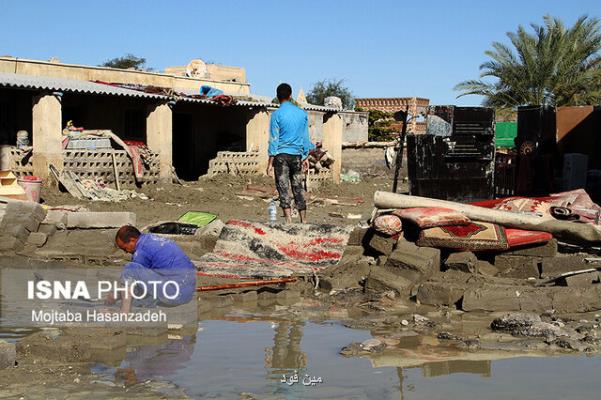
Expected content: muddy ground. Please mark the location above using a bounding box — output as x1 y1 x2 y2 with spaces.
5 162 601 398
41 173 398 227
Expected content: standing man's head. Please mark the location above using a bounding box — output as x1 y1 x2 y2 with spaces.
276 83 292 104
115 225 141 253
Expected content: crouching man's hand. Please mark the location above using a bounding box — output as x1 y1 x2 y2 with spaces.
104 292 117 305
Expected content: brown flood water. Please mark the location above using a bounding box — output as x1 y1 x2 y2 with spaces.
80 319 601 400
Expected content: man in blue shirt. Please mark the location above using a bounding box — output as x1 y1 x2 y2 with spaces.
106 225 197 313
267 83 315 223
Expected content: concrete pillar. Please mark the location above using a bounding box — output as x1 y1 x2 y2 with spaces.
32 94 63 180
322 113 343 184
411 97 418 133
146 102 173 181
246 109 270 172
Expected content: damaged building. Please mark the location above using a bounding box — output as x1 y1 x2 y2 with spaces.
0 57 366 188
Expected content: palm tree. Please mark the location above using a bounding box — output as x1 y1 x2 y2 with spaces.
455 15 601 107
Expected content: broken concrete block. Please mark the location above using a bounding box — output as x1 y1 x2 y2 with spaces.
365 266 413 296
43 210 68 228
195 219 224 238
0 235 25 252
66 212 136 229
445 252 477 273
494 255 540 279
501 239 557 258
319 261 371 291
563 272 600 287
339 245 364 265
27 231 48 247
462 285 556 312
540 256 587 278
37 223 58 236
347 227 368 246
366 231 397 255
384 241 440 282
0 340 16 369
417 281 465 306
475 260 499 276
1 224 30 241
17 200 47 222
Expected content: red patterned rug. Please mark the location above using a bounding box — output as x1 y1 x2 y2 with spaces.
197 219 353 278
417 222 509 251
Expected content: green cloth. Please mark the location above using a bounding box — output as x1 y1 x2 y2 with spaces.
495 122 517 148
177 211 217 227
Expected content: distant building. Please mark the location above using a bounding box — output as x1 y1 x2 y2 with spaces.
355 97 430 133
0 57 358 184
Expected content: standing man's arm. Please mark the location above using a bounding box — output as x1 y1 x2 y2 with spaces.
301 114 314 171
267 113 279 176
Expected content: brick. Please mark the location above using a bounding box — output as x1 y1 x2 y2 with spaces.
445 252 477 273
563 272 600 287
43 210 68 228
66 212 136 229
417 281 465 306
347 227 369 246
0 235 25 252
366 231 397 255
495 255 540 279
0 340 16 369
475 260 498 276
1 224 30 241
384 241 440 282
18 201 47 222
319 261 371 291
27 232 48 246
462 286 551 312
501 239 557 258
338 245 364 265
365 266 413 296
37 223 58 236
540 256 588 278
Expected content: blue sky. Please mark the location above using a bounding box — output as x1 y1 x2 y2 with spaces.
1 0 600 105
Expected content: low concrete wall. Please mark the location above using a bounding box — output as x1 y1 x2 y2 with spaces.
340 111 368 143
342 148 391 176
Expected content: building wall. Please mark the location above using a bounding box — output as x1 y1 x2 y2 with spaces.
0 57 250 96
339 111 368 143
307 110 324 143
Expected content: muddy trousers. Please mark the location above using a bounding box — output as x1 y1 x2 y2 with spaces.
273 153 306 211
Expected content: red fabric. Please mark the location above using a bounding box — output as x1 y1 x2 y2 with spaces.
505 228 553 247
417 222 509 251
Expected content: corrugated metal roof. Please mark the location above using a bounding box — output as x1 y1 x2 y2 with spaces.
0 72 345 112
0 72 168 99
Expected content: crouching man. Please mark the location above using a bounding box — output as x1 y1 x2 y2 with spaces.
106 225 197 314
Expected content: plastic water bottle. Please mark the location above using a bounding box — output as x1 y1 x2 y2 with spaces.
268 200 277 226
